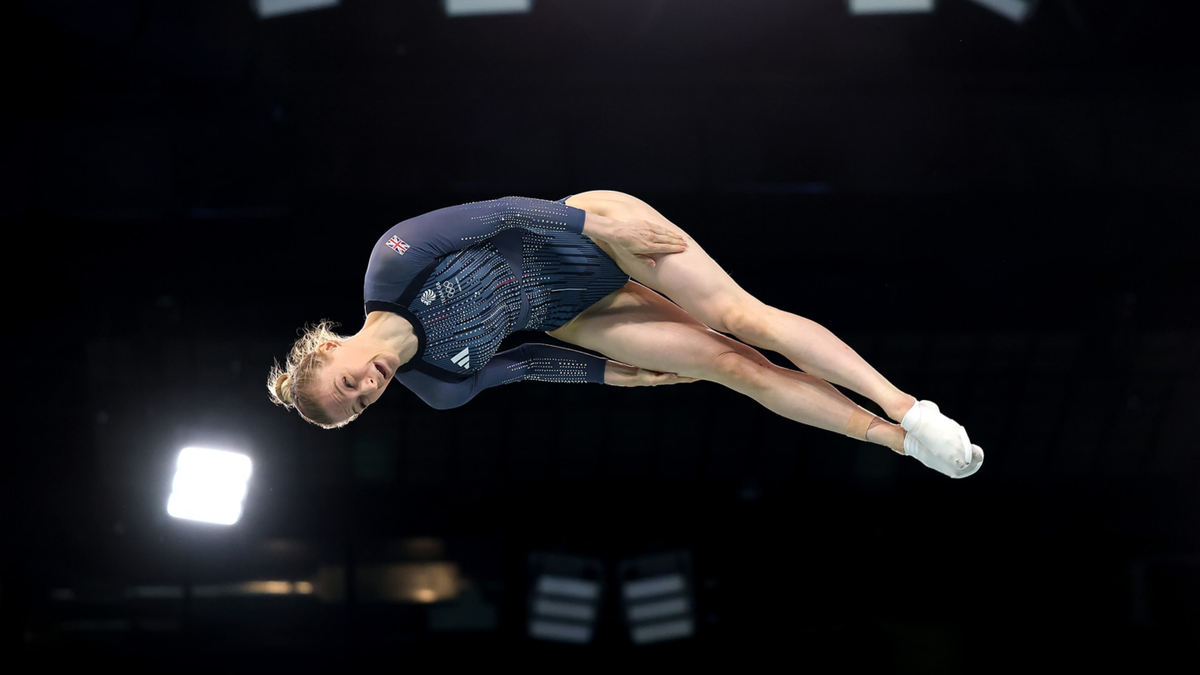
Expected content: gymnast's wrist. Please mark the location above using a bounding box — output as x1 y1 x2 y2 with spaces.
602 360 634 385
581 212 618 242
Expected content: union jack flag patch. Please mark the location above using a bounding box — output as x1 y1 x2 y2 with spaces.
386 235 410 255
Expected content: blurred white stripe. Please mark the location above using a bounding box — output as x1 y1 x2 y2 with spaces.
970 0 1035 22
631 618 694 645
534 598 595 621
849 0 934 14
537 575 599 600
529 620 592 644
623 573 684 600
628 596 688 622
252 0 340 19
444 0 532 17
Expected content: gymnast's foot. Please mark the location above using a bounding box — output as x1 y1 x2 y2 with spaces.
901 400 984 478
905 436 985 478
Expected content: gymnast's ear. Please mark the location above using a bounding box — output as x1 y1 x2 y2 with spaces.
318 340 341 353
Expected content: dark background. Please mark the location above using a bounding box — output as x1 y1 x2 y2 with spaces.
3 0 1198 670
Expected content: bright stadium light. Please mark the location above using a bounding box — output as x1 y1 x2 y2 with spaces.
166 447 253 525
848 0 935 15
444 0 533 18
251 0 340 20
969 0 1039 23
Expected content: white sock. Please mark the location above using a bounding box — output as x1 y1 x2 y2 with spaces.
901 400 970 467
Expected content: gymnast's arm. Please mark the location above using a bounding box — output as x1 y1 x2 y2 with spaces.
393 344 693 409
365 196 591 302
393 343 607 410
394 196 587 261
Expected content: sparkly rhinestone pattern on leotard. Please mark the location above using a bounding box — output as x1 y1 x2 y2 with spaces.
364 196 629 409
410 242 522 373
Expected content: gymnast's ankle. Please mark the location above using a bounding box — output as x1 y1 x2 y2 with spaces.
867 419 906 455
887 394 918 424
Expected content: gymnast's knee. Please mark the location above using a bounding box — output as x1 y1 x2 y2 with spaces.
720 304 779 346
709 350 771 390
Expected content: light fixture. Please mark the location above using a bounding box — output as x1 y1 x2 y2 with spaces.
443 0 533 18
618 551 696 646
848 0 935 15
526 553 604 645
166 447 252 525
969 0 1039 23
251 0 340 20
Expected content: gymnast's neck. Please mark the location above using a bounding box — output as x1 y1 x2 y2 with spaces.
361 310 419 369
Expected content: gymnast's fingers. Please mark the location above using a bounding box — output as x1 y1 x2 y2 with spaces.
657 236 688 251
647 370 697 386
651 225 687 247
663 374 698 384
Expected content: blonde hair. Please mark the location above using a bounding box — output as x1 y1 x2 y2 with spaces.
267 320 357 429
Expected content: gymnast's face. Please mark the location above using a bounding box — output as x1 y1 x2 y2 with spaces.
313 338 398 424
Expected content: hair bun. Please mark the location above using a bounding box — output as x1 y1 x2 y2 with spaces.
275 373 293 406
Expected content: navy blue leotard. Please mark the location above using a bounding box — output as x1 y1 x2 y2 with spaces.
364 196 630 409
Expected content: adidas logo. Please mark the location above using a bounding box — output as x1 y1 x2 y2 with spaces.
451 348 470 369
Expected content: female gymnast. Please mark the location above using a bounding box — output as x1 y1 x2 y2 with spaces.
269 191 983 478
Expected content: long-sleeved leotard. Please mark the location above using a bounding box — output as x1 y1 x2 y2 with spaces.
364 196 630 410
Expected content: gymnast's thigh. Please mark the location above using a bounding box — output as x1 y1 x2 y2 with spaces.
563 191 767 336
547 280 769 380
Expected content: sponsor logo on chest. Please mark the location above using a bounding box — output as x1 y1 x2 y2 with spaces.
451 348 470 369
420 277 464 306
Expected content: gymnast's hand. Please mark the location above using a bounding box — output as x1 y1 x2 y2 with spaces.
604 361 698 387
582 213 688 267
